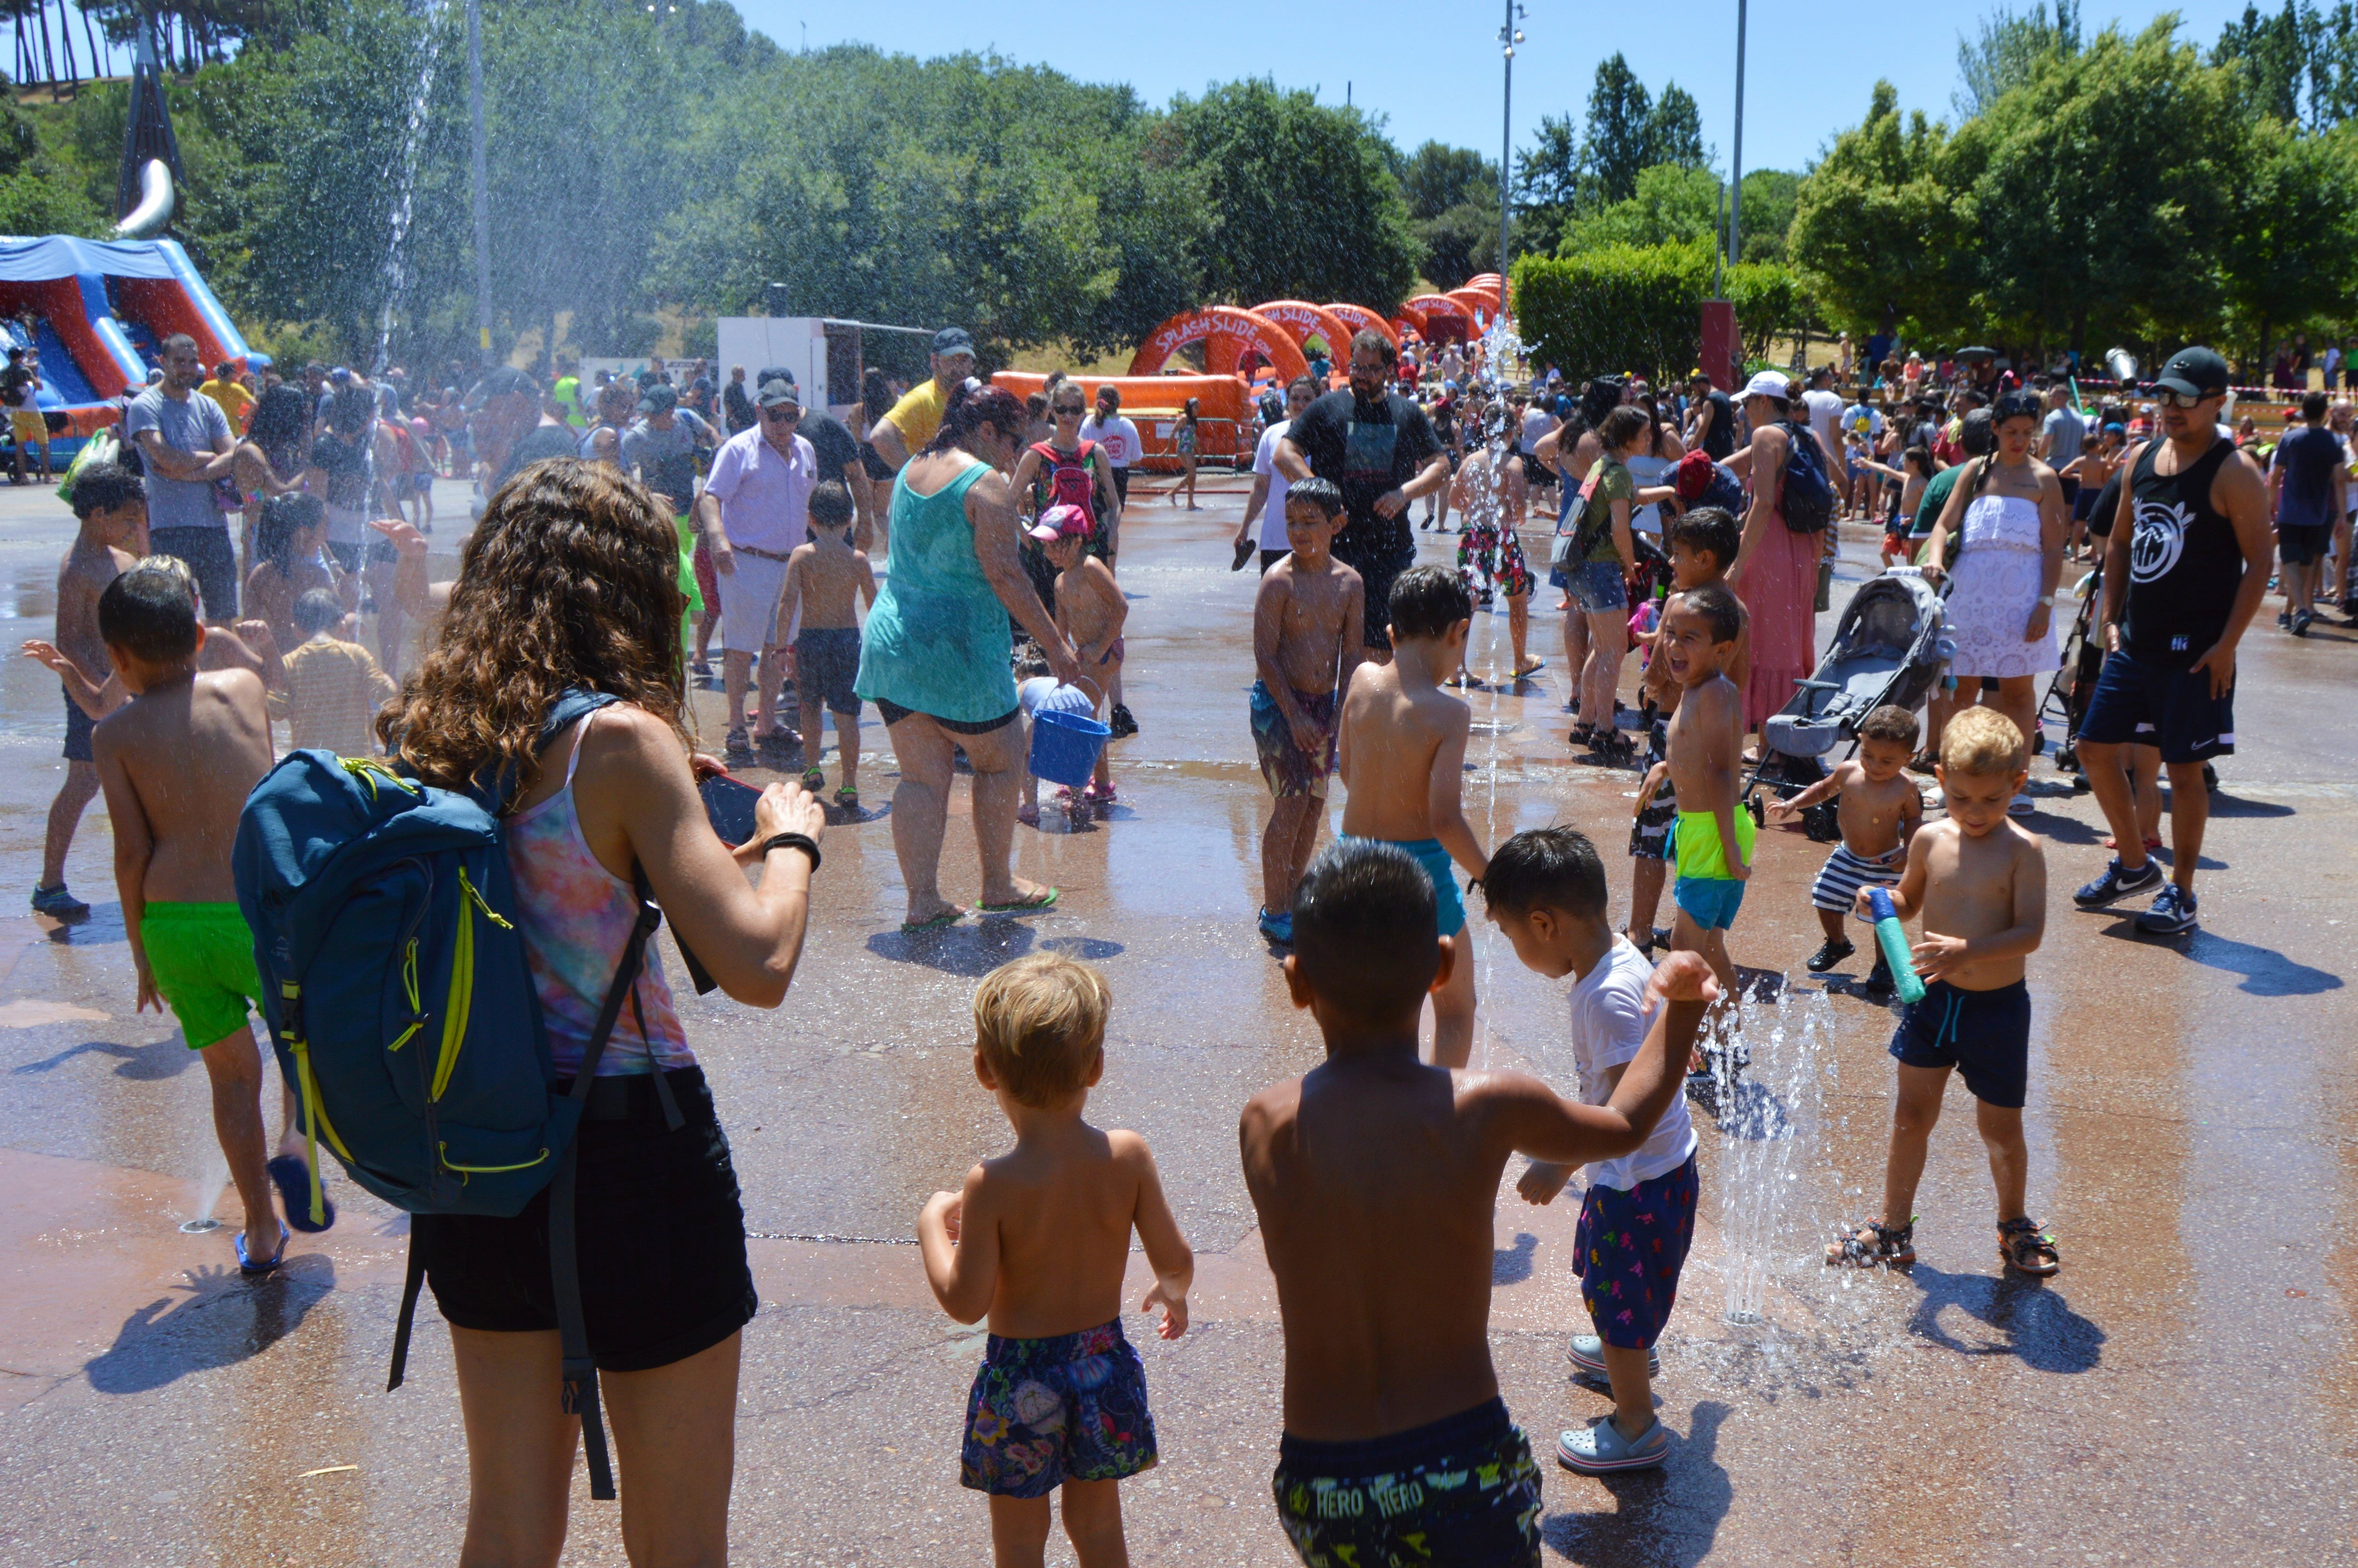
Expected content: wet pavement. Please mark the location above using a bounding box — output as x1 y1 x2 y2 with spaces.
0 469 2352 1565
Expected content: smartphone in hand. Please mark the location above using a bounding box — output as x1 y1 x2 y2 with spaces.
698 771 762 847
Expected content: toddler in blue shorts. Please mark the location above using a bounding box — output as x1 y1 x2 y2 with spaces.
918 953 1193 1561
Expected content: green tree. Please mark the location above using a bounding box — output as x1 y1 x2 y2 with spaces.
1645 84 1708 170
1788 82 1973 343
2221 122 2358 368
1582 52 1654 205
1160 78 1418 310
1512 113 1581 254
1398 141 1499 289
1955 0 2081 118
1736 169 1801 262
1400 140 1493 220
1563 164 1719 252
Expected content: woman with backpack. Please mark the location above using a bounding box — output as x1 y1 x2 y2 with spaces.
380 458 825 1565
1010 384 1122 564
1729 371 1840 745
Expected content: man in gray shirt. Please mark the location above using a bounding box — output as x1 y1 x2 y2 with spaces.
125 333 237 617
2036 381 2087 513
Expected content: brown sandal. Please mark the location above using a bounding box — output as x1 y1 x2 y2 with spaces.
1998 1217 2060 1276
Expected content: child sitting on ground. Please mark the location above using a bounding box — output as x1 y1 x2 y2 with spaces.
26 461 145 922
780 480 877 813
1488 827 1701 1475
918 953 1193 1568
89 560 325 1271
1250 476 1363 945
1628 506 1746 955
1771 703 1926 991
1336 566 1488 1066
1831 707 2057 1276
1639 582 1753 1025
253 588 398 759
1013 644 1099 827
1035 504 1127 815
1242 840 1715 1561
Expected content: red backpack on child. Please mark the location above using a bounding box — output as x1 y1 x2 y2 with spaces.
1029 440 1099 532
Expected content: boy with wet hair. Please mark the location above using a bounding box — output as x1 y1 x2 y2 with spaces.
1486 826 1701 1475
1034 503 1128 813
252 587 398 759
1627 505 1747 953
25 460 145 921
1640 581 1753 1018
1243 839 1717 1559
918 953 1193 1568
1770 703 1926 991
1831 707 2057 1275
89 559 320 1273
1250 475 1363 944
1336 564 1488 1065
780 479 877 812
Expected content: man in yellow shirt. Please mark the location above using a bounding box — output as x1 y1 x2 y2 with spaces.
864 326 975 475
200 362 254 433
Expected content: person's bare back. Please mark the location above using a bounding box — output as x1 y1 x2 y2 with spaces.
783 532 874 632
1336 661 1469 842
95 668 274 902
946 1123 1172 1337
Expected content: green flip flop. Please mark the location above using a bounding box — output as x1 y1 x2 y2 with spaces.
976 888 1058 915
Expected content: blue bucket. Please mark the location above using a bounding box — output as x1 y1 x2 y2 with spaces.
1029 708 1112 786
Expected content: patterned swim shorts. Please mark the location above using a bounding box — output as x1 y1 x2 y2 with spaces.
960 1319 1157 1498
1273 1397 1542 1568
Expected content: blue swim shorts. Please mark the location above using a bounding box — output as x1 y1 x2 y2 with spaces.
1347 835 1467 938
960 1319 1156 1498
1574 1152 1700 1349
1673 874 1745 931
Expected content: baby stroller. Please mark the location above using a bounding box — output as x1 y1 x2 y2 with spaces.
2040 564 2104 784
1743 568 1950 840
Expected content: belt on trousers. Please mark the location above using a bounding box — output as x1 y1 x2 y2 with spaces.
732 542 792 563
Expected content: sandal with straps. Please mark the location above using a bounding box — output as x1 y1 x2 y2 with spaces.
1825 1220 1915 1268
1998 1216 2061 1276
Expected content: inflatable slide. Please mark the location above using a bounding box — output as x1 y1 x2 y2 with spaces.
0 236 267 438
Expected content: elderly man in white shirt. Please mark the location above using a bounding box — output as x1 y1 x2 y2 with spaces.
695 374 818 757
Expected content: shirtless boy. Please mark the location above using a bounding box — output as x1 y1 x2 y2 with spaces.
1771 703 1925 991
89 560 319 1270
780 480 877 812
1830 707 2058 1275
1242 840 1716 1564
1638 582 1752 1017
1336 566 1487 1065
1037 503 1128 810
29 462 145 921
1250 477 1363 944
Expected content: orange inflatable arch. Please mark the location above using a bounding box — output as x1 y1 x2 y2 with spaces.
1127 306 1309 386
1446 289 1500 334
1322 302 1398 350
1251 300 1356 371
1406 294 1474 343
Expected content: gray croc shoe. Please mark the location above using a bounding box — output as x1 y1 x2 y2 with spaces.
1556 1414 1671 1475
1566 1334 1660 1379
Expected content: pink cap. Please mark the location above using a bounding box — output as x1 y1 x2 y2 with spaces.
1026 503 1090 543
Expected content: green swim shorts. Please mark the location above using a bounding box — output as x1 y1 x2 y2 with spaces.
142 901 264 1050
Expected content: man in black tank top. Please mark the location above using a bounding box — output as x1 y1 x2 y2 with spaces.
2073 348 2274 935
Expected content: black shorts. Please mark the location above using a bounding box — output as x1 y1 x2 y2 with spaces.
2278 522 2330 566
2058 476 2081 510
793 626 861 716
1111 467 1130 503
860 441 897 483
2080 648 2234 764
1520 453 1550 486
413 1067 756 1373
1274 1399 1541 1568
146 525 238 621
62 686 94 763
873 697 1019 735
1341 544 1413 653
1890 979 2031 1109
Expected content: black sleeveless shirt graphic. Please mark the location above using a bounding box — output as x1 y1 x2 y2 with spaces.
2125 436 2242 668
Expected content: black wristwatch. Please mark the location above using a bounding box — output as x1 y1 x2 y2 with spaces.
756 832 821 873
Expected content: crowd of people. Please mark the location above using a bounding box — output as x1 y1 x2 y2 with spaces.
9 302 2319 1564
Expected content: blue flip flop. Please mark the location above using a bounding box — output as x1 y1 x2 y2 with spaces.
235 1225 289 1276
268 1154 336 1232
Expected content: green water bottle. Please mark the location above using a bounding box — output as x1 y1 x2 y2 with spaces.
1866 887 1927 1005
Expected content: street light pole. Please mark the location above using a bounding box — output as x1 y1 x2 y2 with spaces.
467 0 494 369
1498 1 1524 290
1728 0 1747 271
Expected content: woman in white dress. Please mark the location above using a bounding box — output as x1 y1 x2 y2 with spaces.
1922 390 2068 812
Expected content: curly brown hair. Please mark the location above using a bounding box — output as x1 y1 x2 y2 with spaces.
379 457 688 791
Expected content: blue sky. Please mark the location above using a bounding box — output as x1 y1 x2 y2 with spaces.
734 0 2267 178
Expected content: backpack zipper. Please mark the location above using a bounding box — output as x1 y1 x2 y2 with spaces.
430 867 512 1103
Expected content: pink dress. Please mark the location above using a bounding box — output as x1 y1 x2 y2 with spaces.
1736 508 1821 731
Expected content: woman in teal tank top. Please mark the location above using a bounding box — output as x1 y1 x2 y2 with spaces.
855 382 1082 930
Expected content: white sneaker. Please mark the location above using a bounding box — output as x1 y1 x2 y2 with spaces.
2008 792 2035 816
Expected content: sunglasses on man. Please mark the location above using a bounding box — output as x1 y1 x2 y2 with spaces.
762 405 800 422
2153 389 2220 409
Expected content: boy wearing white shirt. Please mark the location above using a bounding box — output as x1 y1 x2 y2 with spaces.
1484 826 1700 1477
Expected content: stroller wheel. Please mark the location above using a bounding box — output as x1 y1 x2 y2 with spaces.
1748 796 1767 828
1803 802 1842 843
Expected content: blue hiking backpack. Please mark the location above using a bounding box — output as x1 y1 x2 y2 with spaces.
1778 418 1838 533
233 689 656 1500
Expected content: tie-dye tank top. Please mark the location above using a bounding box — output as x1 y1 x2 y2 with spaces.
504 707 694 1076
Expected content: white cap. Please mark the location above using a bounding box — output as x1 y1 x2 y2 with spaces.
1742 369 1794 402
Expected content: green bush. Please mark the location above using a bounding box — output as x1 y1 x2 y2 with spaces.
1513 241 1805 383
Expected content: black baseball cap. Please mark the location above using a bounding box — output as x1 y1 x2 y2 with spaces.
2153 347 2229 399
755 375 800 410
932 327 975 356
638 382 677 414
